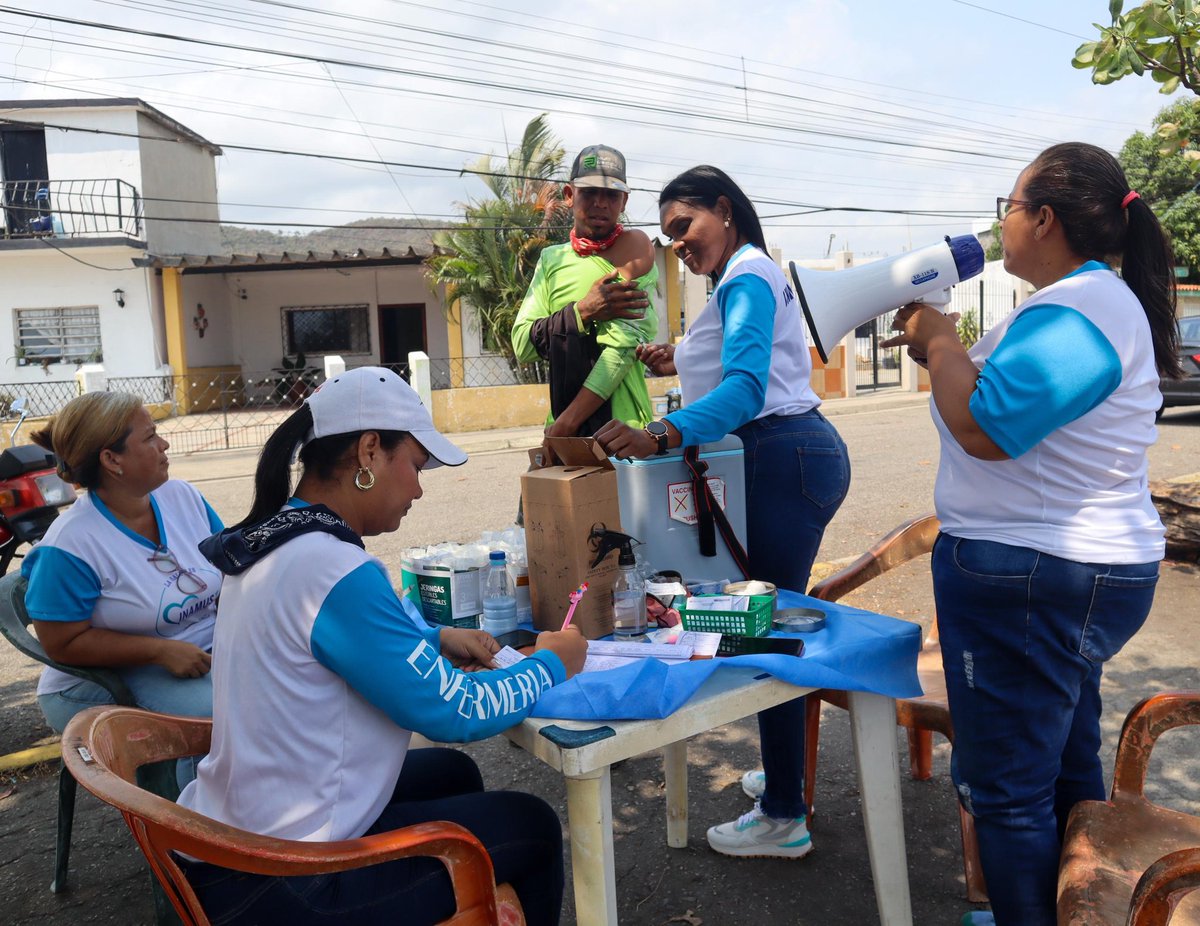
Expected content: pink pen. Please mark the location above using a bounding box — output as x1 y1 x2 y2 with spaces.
561 582 589 630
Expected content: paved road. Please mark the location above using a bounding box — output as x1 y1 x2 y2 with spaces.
1 398 1197 924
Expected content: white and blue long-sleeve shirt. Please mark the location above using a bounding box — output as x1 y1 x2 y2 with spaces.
179 510 565 843
22 480 223 695
934 261 1165 563
666 244 820 445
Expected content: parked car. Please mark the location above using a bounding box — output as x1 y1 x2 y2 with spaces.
1160 315 1200 417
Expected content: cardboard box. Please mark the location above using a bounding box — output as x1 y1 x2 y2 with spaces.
521 438 622 639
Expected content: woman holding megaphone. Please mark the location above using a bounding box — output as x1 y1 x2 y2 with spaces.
882 142 1181 926
597 165 851 861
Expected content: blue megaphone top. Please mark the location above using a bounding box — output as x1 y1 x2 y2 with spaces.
945 235 985 282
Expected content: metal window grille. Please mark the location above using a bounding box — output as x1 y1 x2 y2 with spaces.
14 305 102 364
281 304 370 355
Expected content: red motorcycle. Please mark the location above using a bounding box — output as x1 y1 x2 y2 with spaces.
0 398 76 575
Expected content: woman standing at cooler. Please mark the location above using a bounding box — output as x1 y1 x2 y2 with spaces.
597 165 851 860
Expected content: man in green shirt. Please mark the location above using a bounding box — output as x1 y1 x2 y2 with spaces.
511 145 659 442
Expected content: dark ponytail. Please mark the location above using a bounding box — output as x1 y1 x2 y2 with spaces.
1122 196 1183 379
236 405 313 529
1023 142 1182 379
235 403 409 530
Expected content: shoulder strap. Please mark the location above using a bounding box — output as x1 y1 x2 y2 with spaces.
683 446 750 580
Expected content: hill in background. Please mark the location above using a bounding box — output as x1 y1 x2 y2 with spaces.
218 217 451 255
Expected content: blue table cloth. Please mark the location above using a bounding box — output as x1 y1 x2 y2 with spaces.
530 589 923 721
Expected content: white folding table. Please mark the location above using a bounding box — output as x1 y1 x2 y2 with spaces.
503 669 912 926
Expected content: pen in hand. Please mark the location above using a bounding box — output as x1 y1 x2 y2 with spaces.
561 582 589 630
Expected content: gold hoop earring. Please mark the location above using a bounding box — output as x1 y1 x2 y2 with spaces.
354 467 376 491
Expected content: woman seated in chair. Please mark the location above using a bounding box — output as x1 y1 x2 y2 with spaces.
24 392 222 784
179 366 586 926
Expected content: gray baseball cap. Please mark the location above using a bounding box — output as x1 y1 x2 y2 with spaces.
568 145 629 193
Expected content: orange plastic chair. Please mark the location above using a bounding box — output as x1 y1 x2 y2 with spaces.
803 513 988 902
62 706 525 926
1058 692 1200 925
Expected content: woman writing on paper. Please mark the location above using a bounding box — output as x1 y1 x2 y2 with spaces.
179 367 586 926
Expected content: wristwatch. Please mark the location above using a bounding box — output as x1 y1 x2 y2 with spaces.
644 420 670 456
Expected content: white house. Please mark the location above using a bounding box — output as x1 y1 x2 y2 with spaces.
0 98 468 429
0 98 222 409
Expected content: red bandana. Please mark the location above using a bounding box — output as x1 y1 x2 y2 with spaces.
570 224 624 257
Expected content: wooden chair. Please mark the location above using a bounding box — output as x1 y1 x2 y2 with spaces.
803 513 988 902
1058 692 1200 925
62 706 525 926
0 570 139 893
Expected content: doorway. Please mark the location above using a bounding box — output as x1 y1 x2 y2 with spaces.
0 128 50 237
378 304 427 380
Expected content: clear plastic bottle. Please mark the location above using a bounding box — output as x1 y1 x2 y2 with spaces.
612 546 646 638
480 550 518 637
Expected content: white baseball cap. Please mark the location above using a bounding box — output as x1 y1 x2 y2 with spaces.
303 367 467 468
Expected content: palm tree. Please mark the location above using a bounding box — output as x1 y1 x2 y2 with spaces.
427 114 569 382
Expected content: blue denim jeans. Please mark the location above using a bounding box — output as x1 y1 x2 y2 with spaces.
735 410 851 819
183 749 564 926
39 665 213 788
932 534 1158 926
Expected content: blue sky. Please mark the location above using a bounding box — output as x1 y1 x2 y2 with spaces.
0 0 1183 259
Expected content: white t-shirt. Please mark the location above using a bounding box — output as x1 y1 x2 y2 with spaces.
934 262 1165 564
668 244 820 445
179 508 564 843
22 479 223 695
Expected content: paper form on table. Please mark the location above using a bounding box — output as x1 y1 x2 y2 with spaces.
582 639 694 673
646 628 723 657
492 646 526 668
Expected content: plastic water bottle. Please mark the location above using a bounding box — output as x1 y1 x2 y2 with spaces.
612 546 646 638
480 550 518 637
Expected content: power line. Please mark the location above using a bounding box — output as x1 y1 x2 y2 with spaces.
31 235 135 270
0 10 1051 184
944 0 1088 40
0 116 993 219
373 0 1142 131
0 6 1032 165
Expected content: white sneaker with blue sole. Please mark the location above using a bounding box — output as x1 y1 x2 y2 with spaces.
706 804 813 859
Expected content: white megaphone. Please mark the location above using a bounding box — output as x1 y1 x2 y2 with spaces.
789 235 985 363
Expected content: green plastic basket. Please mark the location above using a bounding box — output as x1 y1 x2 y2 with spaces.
678 595 773 653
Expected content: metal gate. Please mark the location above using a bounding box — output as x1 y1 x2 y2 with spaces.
854 308 902 391
949 279 1021 344
108 370 325 454
853 279 1022 391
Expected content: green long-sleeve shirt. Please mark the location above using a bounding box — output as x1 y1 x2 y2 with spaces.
512 243 659 428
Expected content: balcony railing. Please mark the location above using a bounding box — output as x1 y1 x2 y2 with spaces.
1 178 142 240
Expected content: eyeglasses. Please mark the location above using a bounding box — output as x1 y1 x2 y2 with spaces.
996 197 1040 221
148 546 209 596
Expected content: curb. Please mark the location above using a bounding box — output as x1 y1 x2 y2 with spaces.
0 742 59 773
819 395 929 417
